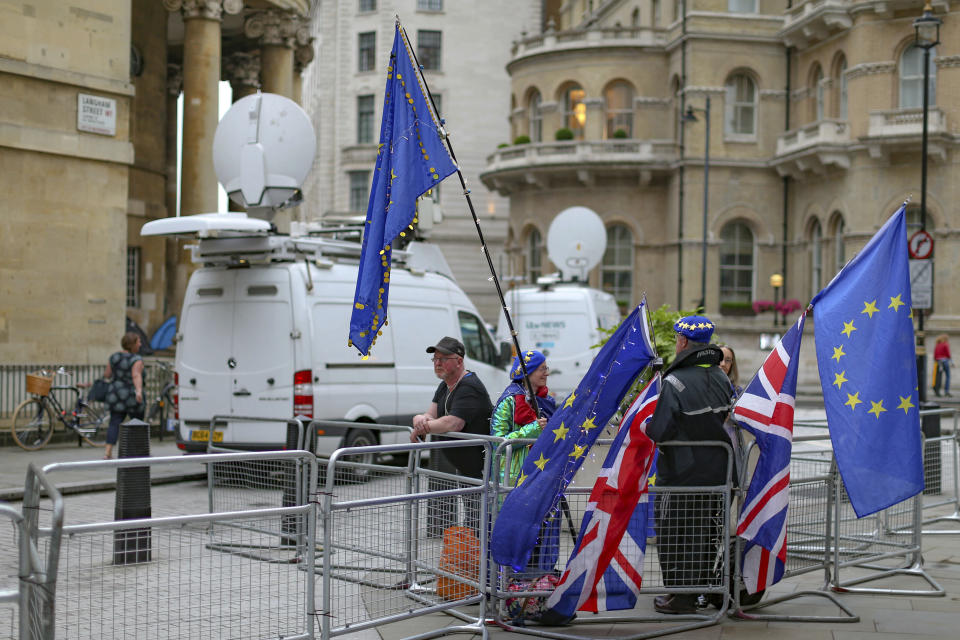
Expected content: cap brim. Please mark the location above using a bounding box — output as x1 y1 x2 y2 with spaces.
426 346 455 355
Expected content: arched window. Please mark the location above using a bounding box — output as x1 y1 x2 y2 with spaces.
719 222 754 303
631 7 640 26
901 45 936 109
836 57 848 120
528 90 543 142
905 204 924 237
526 228 543 283
652 0 661 26
725 73 756 136
562 84 586 139
604 81 634 138
809 220 823 298
601 224 633 306
830 213 846 273
813 65 824 121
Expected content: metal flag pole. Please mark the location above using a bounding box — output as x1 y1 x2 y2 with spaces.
399 21 541 410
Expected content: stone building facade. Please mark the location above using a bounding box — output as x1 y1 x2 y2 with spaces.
299 0 543 320
480 0 959 380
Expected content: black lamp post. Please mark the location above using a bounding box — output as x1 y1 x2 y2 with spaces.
683 96 711 312
914 1 941 404
770 273 783 328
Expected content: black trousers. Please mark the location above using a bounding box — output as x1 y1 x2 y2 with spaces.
654 493 723 588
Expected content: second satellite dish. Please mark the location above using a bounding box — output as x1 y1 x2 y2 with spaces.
546 206 607 282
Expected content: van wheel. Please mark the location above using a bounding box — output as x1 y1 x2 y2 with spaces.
337 428 377 484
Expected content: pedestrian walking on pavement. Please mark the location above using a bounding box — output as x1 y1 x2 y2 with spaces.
102 332 145 459
933 334 953 397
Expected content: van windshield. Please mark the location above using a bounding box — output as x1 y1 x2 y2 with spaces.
519 313 592 359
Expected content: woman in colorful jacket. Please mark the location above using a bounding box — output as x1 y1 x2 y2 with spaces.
490 350 556 486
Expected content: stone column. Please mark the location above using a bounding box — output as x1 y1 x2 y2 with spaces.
584 97 605 139
245 9 310 99
164 64 182 315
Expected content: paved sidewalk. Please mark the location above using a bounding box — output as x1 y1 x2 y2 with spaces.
0 436 202 501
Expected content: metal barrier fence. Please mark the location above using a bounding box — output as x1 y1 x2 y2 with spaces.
34 451 318 640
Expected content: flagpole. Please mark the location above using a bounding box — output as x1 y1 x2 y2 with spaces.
399 22 541 410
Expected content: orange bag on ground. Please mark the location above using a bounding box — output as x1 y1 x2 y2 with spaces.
436 526 480 600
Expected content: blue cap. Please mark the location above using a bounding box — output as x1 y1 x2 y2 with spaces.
674 315 715 343
510 350 546 381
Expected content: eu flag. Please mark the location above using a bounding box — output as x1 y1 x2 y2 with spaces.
811 205 923 517
349 23 457 355
490 301 657 571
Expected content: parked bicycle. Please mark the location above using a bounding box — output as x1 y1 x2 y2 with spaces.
145 360 177 440
11 368 109 451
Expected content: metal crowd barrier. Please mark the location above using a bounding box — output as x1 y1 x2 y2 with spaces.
317 438 494 640
730 436 857 622
36 451 318 640
488 437 735 640
829 434 944 596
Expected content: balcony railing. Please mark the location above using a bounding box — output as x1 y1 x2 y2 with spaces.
772 119 852 177
510 25 667 62
867 108 946 137
776 119 850 156
485 139 678 170
780 0 852 47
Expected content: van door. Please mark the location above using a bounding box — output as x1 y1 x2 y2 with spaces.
226 268 296 445
457 309 507 396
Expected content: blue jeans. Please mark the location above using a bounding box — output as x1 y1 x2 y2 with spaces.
935 360 951 395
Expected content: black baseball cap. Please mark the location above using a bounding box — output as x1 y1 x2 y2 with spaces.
426 336 465 357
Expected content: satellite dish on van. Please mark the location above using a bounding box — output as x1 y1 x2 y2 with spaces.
546 206 607 282
212 92 316 221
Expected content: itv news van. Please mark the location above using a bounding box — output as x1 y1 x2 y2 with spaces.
142 213 511 456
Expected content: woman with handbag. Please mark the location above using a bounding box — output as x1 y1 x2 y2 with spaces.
102 332 145 459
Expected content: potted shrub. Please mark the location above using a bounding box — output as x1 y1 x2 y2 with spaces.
512 134 531 145
612 129 628 139
555 127 574 141
720 301 757 316
497 142 509 149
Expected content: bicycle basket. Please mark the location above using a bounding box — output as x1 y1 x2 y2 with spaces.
26 372 54 396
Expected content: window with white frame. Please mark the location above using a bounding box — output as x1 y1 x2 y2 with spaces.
604 81 634 138
358 32 375 72
838 58 848 120
417 0 443 10
126 247 141 308
900 45 936 109
417 30 442 70
725 73 756 136
601 224 633 306
526 228 542 283
719 222 754 304
728 0 757 13
349 171 370 212
563 84 586 139
814 65 824 121
652 0 661 26
810 220 823 298
357 94 374 144
831 213 846 273
528 90 542 142
359 0 376 12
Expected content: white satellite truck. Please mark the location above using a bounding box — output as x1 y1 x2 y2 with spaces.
142 93 510 456
495 207 622 399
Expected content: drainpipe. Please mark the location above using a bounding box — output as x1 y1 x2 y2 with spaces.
782 40 792 312
677 0 688 310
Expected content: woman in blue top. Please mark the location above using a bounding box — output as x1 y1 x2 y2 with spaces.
103 332 145 459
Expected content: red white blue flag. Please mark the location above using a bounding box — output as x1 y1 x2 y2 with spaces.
733 313 806 594
544 374 660 617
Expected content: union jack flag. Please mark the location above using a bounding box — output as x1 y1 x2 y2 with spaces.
544 374 660 617
733 313 806 594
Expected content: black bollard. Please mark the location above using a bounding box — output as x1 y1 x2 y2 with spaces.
280 421 302 547
114 418 152 564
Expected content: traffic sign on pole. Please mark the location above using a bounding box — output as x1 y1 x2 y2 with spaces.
910 259 933 309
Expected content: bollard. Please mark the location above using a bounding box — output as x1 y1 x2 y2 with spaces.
280 420 304 547
921 404 942 495
114 418 152 564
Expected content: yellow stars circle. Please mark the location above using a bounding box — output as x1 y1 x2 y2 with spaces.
861 299 879 318
845 391 862 410
888 294 905 312
832 345 846 362
552 422 569 442
868 399 887 419
533 453 549 471
841 320 857 338
581 416 599 433
569 444 586 460
897 395 915 415
832 370 848 390
563 391 577 409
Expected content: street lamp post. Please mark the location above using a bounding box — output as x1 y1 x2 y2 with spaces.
683 96 711 312
770 273 784 328
914 1 941 405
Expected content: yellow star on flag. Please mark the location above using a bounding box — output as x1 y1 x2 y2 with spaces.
569 444 586 459
648 472 656 486
888 294 905 312
533 453 549 471
552 422 569 442
845 391 862 410
582 416 599 432
832 345 846 362
861 299 879 318
833 371 848 390
563 391 576 409
897 395 915 415
868 399 887 419
841 320 857 338
516 471 527 486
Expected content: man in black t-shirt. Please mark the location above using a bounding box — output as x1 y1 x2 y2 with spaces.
412 336 493 533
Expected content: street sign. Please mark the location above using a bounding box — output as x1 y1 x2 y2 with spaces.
910 259 933 309
908 229 934 259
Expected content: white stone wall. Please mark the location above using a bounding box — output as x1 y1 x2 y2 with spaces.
301 0 542 321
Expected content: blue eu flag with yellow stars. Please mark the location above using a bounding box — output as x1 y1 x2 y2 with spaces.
811 204 923 517
490 301 657 571
349 22 457 356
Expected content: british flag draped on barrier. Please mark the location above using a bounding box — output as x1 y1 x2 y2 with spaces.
544 374 661 618
732 313 806 594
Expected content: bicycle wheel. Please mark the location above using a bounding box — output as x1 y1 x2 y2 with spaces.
11 398 55 451
76 402 108 447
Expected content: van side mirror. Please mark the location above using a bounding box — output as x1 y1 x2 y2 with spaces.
497 342 513 368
